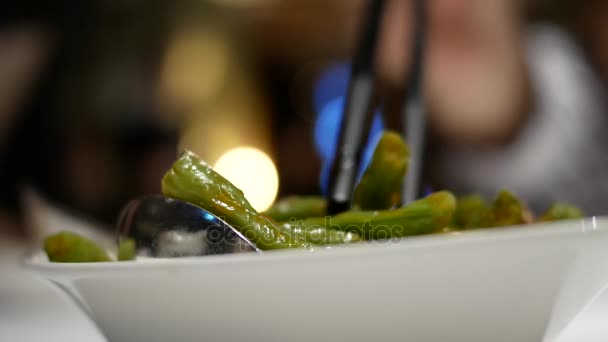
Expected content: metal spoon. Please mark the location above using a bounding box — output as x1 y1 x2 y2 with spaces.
116 195 261 257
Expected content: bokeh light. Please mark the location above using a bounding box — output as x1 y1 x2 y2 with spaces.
160 29 229 112
213 147 279 212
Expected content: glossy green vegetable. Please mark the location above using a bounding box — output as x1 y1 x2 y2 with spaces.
540 203 584 221
44 231 111 262
302 191 456 240
263 196 327 222
278 223 361 245
352 132 409 210
162 150 308 250
117 238 136 261
452 194 490 230
44 143 588 262
162 150 361 249
482 190 525 227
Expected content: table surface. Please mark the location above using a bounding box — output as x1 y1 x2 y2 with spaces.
1 236 607 342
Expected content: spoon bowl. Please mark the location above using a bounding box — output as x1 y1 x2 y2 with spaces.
116 195 260 257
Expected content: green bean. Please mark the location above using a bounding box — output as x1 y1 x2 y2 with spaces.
162 150 310 250
540 203 583 221
44 231 111 262
117 238 136 261
482 190 525 227
352 131 409 210
263 196 327 222
278 223 361 246
302 191 456 240
452 194 490 230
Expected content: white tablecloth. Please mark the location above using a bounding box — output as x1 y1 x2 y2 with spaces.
1 236 607 342
0 238 105 342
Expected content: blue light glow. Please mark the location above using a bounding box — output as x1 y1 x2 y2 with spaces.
313 63 350 113
313 62 386 195
202 211 216 222
319 160 332 197
314 97 343 161
314 96 385 195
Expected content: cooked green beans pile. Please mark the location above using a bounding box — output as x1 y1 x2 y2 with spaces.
44 131 584 262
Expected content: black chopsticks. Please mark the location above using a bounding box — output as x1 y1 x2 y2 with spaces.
401 0 427 204
326 0 387 215
326 0 427 214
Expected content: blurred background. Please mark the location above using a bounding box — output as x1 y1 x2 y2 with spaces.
1 0 608 237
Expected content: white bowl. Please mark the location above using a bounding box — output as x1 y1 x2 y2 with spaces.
24 218 608 342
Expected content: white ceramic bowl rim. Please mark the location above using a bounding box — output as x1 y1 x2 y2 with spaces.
23 217 605 277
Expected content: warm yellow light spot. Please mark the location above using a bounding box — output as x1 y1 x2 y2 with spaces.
160 30 229 110
214 147 279 212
